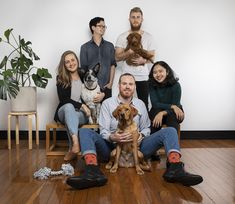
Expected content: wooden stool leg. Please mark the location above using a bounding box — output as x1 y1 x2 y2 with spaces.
46 125 50 153
28 115 33 149
35 112 39 145
15 115 19 145
8 114 11 149
53 128 56 146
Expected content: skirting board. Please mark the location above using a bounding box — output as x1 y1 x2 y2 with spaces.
0 130 235 140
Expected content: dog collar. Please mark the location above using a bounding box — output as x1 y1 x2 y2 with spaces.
85 84 98 91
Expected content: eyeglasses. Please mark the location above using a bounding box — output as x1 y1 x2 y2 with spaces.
96 25 107 29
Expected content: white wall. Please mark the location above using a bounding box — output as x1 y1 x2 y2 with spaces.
0 0 235 131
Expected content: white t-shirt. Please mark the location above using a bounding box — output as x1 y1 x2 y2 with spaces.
71 79 82 102
115 31 155 81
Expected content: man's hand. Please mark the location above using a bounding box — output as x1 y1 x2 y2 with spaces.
110 131 133 143
93 92 105 103
131 56 147 65
104 82 112 89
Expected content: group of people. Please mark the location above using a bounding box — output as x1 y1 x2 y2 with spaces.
54 7 203 190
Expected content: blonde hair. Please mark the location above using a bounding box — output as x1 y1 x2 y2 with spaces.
129 7 143 16
57 50 79 88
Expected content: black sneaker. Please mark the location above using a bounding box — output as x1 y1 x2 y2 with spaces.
66 165 107 189
163 162 203 186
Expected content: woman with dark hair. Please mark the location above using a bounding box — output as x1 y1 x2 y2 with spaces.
148 61 184 134
54 50 90 161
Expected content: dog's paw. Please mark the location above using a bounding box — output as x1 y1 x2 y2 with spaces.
88 117 94 124
140 160 152 171
105 162 113 170
136 167 145 175
110 166 118 173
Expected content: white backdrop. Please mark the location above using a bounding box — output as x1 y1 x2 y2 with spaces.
0 0 235 131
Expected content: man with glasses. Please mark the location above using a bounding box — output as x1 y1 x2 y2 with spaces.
80 17 116 101
115 7 155 109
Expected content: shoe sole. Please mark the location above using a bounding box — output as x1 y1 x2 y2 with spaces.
164 177 203 186
67 178 107 190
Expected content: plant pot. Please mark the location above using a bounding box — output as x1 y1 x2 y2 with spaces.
11 87 37 112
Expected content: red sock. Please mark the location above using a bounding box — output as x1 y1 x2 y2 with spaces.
168 152 180 163
84 153 98 165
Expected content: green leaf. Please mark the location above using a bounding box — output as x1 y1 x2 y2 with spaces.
2 70 14 78
0 37 2 42
0 78 19 100
33 52 40 60
11 55 32 73
4 28 13 42
0 56 8 69
37 68 52 78
32 74 48 88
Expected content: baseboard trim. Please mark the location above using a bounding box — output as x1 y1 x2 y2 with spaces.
0 130 235 140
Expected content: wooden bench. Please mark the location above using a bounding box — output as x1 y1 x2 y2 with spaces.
46 122 98 156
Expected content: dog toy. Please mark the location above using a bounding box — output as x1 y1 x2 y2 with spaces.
33 163 74 180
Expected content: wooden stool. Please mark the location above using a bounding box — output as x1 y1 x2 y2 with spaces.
8 111 39 150
46 122 98 156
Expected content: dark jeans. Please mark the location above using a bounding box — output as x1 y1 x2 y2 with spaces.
136 80 149 110
149 107 184 134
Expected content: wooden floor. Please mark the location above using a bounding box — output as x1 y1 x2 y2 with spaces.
0 139 235 204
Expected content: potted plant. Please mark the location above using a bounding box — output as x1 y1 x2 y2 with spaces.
0 28 52 111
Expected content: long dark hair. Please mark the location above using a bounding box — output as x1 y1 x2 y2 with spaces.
149 61 178 87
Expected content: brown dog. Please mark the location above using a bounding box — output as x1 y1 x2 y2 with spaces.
105 104 150 175
125 32 154 66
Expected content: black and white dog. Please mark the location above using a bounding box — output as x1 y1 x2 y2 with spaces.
80 63 101 124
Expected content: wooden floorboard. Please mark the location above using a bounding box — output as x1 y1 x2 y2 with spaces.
0 139 235 204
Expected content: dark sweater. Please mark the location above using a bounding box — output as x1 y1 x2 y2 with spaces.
149 82 182 117
54 82 83 122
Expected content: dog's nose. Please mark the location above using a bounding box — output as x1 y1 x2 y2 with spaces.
120 112 125 118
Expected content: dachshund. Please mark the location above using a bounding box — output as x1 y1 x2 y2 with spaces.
125 32 154 66
105 104 151 175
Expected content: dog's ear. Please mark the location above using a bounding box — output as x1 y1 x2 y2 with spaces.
112 106 120 119
127 34 132 43
93 63 100 75
78 67 86 83
130 106 138 117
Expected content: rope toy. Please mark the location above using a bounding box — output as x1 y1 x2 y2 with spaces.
33 163 74 180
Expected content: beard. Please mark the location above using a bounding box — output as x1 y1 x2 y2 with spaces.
119 89 133 99
130 23 142 31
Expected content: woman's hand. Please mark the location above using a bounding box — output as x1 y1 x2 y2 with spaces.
104 83 112 89
110 131 133 143
93 92 105 103
81 104 91 117
152 112 164 128
171 105 184 121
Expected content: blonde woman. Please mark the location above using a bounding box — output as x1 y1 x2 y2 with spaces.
54 50 90 161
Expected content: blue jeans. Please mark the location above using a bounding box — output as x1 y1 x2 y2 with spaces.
58 103 88 148
79 127 180 162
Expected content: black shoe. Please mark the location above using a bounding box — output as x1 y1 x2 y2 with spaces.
163 162 203 186
150 152 161 161
66 165 108 189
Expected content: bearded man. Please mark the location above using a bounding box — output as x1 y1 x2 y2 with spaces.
115 7 155 110
66 73 203 190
